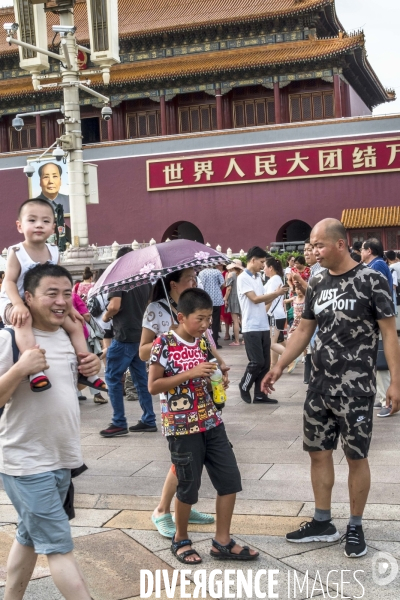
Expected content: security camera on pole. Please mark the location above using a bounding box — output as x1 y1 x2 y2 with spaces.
6 0 119 247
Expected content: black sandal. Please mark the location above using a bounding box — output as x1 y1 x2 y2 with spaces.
210 538 259 561
171 536 202 565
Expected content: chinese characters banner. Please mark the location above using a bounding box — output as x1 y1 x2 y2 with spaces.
146 137 400 191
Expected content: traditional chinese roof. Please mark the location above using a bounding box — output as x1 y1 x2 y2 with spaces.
0 32 392 108
342 207 400 229
0 0 342 55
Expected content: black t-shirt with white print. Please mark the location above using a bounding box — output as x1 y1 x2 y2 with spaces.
302 264 395 397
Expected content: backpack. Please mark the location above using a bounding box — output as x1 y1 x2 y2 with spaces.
87 294 104 318
0 328 19 419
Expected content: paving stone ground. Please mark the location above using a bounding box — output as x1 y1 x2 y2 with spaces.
1 340 400 599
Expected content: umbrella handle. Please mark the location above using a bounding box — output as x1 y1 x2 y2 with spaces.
161 278 176 324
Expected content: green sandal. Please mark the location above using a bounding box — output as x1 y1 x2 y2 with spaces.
172 508 215 525
151 513 176 538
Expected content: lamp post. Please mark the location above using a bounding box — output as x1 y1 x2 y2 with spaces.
7 0 119 247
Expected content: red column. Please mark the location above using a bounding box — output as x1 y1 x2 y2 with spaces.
274 82 281 124
215 87 223 130
36 114 42 148
160 94 167 136
333 74 342 118
107 115 114 141
0 118 8 153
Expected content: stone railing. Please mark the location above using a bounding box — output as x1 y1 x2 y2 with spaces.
1 241 247 275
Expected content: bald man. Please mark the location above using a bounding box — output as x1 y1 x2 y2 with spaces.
262 218 400 558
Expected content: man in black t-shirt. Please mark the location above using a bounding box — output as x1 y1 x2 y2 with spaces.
262 218 400 559
99 247 156 437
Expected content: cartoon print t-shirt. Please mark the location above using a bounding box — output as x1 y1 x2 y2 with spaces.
150 330 223 436
303 264 395 397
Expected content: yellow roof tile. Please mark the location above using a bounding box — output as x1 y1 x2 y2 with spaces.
0 34 365 100
0 0 334 54
342 207 400 229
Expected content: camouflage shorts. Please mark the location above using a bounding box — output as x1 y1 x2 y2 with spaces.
303 390 374 460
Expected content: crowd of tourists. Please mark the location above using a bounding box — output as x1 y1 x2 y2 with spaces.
0 200 399 596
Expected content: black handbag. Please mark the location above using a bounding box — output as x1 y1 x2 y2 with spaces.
376 339 388 371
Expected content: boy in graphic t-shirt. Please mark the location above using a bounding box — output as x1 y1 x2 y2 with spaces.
148 288 259 565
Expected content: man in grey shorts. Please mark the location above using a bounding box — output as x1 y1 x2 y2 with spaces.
0 263 101 599
262 218 400 559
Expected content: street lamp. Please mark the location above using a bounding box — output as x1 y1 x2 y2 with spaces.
5 0 119 247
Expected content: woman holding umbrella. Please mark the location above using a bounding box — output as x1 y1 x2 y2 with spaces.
140 267 230 538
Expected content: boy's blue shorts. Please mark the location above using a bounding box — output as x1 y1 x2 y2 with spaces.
168 423 242 505
1 468 73 555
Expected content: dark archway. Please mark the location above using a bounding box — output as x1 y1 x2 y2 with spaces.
162 221 204 243
276 220 312 243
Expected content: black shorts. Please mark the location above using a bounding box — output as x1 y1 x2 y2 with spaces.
168 424 242 505
104 327 113 339
268 315 286 331
303 390 374 460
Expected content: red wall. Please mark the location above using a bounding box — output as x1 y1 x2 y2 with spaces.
1 149 398 253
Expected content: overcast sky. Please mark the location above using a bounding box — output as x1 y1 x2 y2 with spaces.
0 0 398 114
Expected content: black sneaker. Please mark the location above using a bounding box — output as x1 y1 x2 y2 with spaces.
129 420 158 433
100 423 129 437
254 394 278 404
286 519 340 543
341 525 367 558
238 383 252 404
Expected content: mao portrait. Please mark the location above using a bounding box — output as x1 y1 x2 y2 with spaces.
28 159 70 215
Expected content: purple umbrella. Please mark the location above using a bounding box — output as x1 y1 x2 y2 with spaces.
90 240 229 296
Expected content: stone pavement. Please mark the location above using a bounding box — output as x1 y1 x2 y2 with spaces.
1 340 400 599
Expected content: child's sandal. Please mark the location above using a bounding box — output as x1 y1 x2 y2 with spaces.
78 376 108 392
30 375 52 393
171 536 202 565
210 538 259 561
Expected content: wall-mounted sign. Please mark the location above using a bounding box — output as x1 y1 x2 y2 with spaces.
147 137 400 191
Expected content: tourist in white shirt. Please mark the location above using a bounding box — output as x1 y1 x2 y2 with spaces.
264 257 287 367
237 246 287 404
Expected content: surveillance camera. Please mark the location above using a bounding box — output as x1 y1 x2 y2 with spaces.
52 145 65 162
52 25 76 35
3 23 19 33
12 116 24 131
101 106 112 121
23 164 35 178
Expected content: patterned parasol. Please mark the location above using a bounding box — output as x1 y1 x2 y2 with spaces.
90 240 229 296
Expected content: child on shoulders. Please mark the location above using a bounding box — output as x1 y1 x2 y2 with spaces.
148 288 259 564
0 198 106 393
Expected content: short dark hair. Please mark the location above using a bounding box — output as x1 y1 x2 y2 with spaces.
352 241 362 252
304 238 311 245
247 246 268 262
177 288 212 316
386 250 396 261
24 263 73 295
38 162 62 178
116 246 133 259
294 255 306 266
363 238 384 258
18 198 55 220
351 251 362 263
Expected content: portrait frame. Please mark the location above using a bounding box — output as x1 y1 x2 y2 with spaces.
27 155 70 216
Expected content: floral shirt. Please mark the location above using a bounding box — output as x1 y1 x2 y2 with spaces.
198 269 224 306
150 331 222 436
